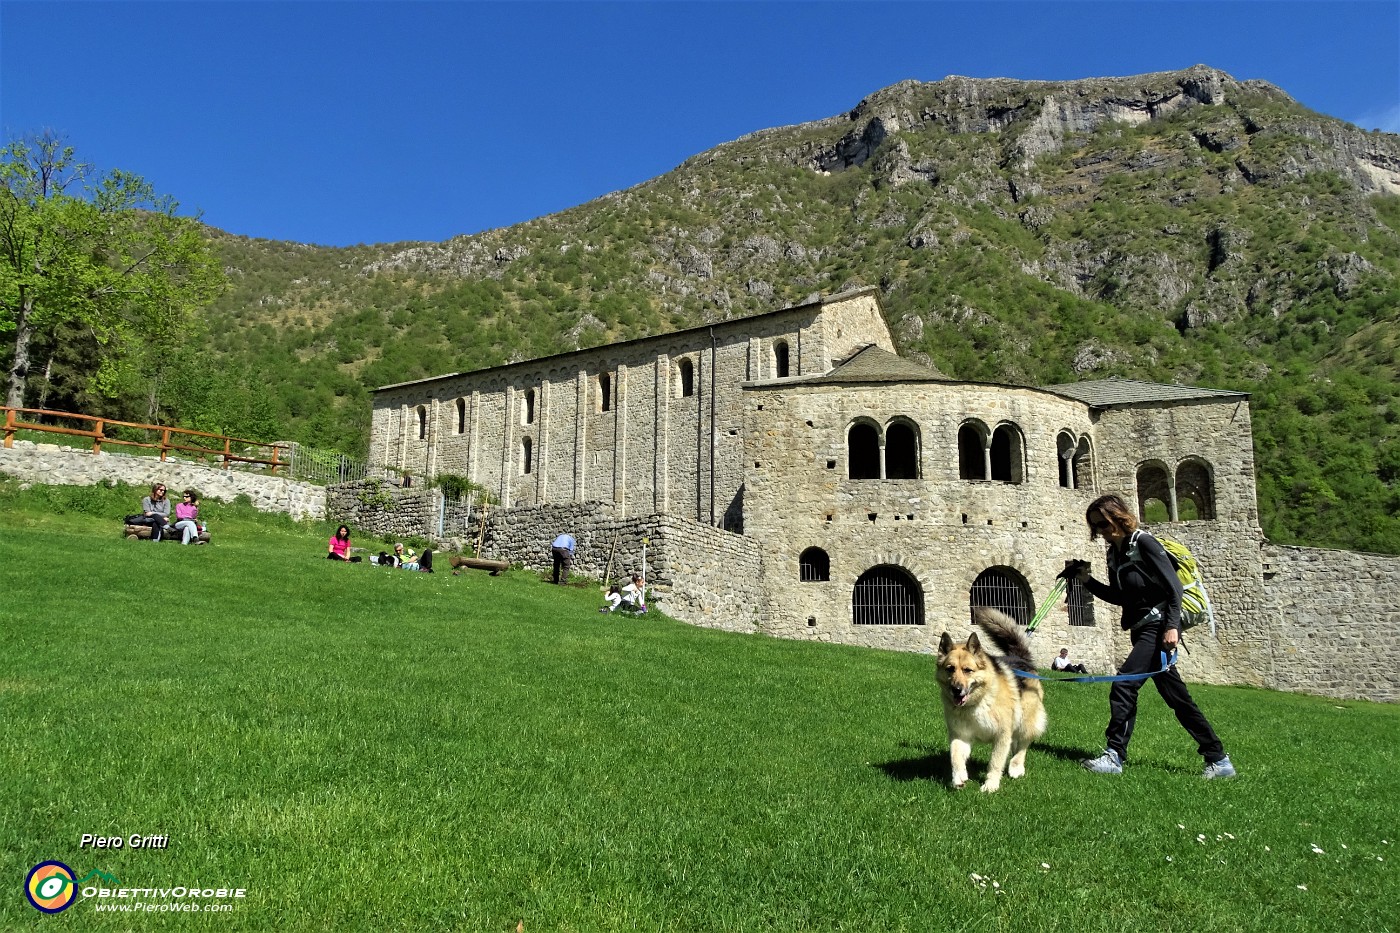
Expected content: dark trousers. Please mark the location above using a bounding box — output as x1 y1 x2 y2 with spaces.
551 547 573 584
150 516 169 541
1106 623 1224 763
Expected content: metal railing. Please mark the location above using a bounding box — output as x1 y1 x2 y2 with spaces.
282 443 375 485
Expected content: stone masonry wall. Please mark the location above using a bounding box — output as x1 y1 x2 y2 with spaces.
0 441 325 521
469 503 764 628
1261 544 1400 702
369 289 893 528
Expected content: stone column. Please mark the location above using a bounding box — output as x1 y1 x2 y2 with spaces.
655 353 669 514
575 370 588 503
538 379 550 503
615 364 627 515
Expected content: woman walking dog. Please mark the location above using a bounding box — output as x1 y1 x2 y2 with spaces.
1074 494 1236 780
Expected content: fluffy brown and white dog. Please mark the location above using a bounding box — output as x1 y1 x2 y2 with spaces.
936 607 1047 793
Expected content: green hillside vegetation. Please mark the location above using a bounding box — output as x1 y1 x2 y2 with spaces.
13 69 1400 553
2 480 1396 931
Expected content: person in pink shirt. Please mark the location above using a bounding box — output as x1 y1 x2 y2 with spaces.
172 489 204 545
327 525 358 561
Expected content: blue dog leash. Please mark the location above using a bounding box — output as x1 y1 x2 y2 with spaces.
1012 649 1178 684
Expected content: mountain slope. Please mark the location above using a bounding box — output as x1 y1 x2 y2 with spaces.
192 65 1400 553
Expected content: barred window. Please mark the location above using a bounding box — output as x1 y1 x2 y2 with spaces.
969 567 1033 627
799 547 830 582
853 566 923 626
1067 577 1095 627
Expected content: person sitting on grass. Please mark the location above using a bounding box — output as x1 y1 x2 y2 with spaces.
395 542 418 570
600 584 624 613
619 574 646 614
1051 648 1089 674
327 525 361 562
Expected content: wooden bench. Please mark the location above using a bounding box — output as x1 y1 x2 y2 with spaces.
123 524 211 545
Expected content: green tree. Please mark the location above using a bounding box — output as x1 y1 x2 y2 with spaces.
0 132 225 410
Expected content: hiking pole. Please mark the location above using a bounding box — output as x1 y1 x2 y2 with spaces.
1027 578 1066 633
1027 559 1090 633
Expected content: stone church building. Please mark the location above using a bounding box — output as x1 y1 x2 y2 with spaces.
366 288 1397 702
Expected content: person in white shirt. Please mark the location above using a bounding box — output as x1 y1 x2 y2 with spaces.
1051 648 1088 674
619 574 646 613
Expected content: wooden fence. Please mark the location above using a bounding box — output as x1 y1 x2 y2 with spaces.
1 406 288 473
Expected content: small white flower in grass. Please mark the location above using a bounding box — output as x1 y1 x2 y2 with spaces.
1040 863 1051 871
1265 846 1271 852
992 881 1000 889
1297 885 1307 891
1311 844 1325 855
1198 834 1207 845
1165 856 1173 863
1178 823 1186 830
1224 833 1235 840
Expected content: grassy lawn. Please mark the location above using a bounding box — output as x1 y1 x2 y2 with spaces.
1 481 1396 931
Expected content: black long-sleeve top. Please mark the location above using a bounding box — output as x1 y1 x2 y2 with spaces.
1083 530 1184 634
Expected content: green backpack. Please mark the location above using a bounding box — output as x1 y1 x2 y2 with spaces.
1128 530 1218 636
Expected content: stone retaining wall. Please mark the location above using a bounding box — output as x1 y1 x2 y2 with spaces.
0 441 325 521
1261 544 1400 703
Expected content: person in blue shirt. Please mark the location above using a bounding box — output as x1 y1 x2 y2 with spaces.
551 532 577 585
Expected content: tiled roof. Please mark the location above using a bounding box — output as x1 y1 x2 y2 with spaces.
1042 377 1248 407
807 344 948 383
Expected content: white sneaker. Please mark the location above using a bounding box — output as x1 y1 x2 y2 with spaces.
1081 749 1123 774
1202 756 1237 779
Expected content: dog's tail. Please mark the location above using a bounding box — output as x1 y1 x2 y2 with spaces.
972 606 1035 670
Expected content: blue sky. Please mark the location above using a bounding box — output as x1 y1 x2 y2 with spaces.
3 1 1396 247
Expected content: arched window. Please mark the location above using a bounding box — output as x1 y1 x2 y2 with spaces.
416 406 427 440
1073 437 1093 490
969 567 1033 627
853 565 924 626
799 547 830 582
848 421 881 479
677 358 695 398
774 340 790 378
1136 461 1172 522
522 389 535 425
1057 432 1076 488
521 437 533 475
455 398 466 435
885 420 920 479
989 424 1024 484
958 422 986 480
1175 459 1216 520
597 373 612 412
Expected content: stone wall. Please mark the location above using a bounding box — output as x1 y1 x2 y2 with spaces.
324 479 443 540
1261 544 1400 702
0 441 325 521
466 502 766 632
369 289 893 527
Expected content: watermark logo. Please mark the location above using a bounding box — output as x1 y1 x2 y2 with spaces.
25 861 77 913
